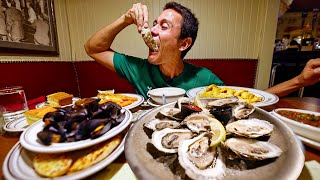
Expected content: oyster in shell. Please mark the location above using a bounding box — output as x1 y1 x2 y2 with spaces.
159 107 183 120
223 137 282 160
176 97 193 110
141 27 158 51
152 128 194 153
206 97 239 108
233 101 255 119
226 118 274 138
182 113 214 133
144 118 181 131
178 133 225 180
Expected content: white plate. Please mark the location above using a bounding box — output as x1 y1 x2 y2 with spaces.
147 98 160 107
35 97 80 109
186 86 279 107
271 108 320 143
120 93 144 110
297 135 320 150
3 135 126 180
3 115 29 132
20 109 132 153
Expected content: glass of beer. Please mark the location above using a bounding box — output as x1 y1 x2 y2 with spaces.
0 86 28 123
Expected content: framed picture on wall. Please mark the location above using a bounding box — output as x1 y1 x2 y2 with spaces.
0 0 58 54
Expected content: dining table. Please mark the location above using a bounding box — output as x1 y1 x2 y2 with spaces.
0 96 319 179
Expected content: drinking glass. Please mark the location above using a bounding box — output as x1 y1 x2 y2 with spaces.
0 86 28 123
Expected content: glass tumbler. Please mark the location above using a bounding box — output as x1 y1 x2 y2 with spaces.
0 86 28 123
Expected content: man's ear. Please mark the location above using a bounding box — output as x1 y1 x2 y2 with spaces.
179 37 192 51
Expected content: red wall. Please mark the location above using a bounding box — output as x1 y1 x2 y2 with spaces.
0 59 257 100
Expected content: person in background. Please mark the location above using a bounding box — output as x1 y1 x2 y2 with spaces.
33 14 50 45
266 58 320 97
85 2 223 99
0 0 7 40
5 0 24 42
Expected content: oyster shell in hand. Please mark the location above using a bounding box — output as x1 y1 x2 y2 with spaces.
152 128 194 153
223 137 282 160
226 118 274 138
178 133 225 180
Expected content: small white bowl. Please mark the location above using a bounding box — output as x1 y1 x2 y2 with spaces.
272 108 320 143
148 87 186 105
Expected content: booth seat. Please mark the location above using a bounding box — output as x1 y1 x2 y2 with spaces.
0 59 257 100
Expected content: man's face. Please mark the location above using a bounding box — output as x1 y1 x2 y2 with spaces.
147 9 183 65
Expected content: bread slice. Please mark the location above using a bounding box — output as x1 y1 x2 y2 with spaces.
47 92 73 108
67 134 122 174
24 106 57 125
33 153 73 177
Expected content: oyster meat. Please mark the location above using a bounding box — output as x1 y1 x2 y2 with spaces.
182 113 214 133
159 107 183 120
141 27 158 51
206 97 239 108
223 137 282 160
226 118 274 138
152 128 194 153
178 133 225 180
144 118 181 131
233 101 255 119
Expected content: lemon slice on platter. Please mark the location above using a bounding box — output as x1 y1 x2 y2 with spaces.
194 94 205 110
209 117 226 147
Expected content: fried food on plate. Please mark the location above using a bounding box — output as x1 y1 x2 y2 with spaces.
33 153 73 177
47 92 73 108
97 90 138 107
68 134 123 174
200 84 263 103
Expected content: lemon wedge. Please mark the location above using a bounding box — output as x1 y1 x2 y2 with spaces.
209 117 226 147
194 94 205 110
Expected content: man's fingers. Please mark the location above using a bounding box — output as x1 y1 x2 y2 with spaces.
142 5 149 28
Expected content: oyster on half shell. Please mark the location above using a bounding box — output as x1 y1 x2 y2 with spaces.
226 118 274 138
178 133 225 180
223 137 282 160
233 101 255 119
206 97 239 108
152 128 194 153
182 113 215 133
159 107 183 120
144 118 181 131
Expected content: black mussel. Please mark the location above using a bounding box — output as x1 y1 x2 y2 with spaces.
112 109 126 125
210 105 233 125
37 123 66 145
43 110 68 125
94 102 122 119
91 121 113 139
64 108 89 132
74 98 100 114
74 118 111 140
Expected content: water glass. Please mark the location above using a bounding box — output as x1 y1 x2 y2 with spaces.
0 86 28 123
0 107 5 134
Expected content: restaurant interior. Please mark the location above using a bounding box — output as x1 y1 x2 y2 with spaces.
0 0 319 179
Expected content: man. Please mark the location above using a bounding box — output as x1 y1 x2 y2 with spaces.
85 2 223 99
266 58 320 97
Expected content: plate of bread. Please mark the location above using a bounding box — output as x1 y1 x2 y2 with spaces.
35 92 80 109
3 133 126 179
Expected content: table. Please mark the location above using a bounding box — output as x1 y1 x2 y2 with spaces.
1 97 319 179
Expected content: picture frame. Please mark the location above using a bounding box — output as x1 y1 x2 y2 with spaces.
0 0 58 54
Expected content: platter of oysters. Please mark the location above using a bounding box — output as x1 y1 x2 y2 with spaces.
125 97 304 180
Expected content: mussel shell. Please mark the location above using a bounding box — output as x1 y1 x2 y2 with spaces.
209 105 233 125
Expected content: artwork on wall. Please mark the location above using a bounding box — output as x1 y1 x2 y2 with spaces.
0 0 58 54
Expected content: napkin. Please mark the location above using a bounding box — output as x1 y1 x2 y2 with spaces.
298 160 320 180
92 163 137 180
27 96 46 110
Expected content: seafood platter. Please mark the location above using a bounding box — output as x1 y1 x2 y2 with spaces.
125 97 304 180
3 98 132 179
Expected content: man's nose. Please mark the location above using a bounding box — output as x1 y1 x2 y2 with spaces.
151 25 159 36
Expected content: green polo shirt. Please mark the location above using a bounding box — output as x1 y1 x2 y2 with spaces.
113 52 224 99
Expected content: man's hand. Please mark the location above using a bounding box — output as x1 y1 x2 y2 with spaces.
124 3 149 32
297 58 320 87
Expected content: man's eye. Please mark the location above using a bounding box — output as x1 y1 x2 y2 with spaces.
161 23 169 29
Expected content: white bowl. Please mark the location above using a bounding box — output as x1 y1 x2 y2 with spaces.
272 108 320 143
148 87 186 105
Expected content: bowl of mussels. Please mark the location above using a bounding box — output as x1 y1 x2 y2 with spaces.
125 97 304 180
